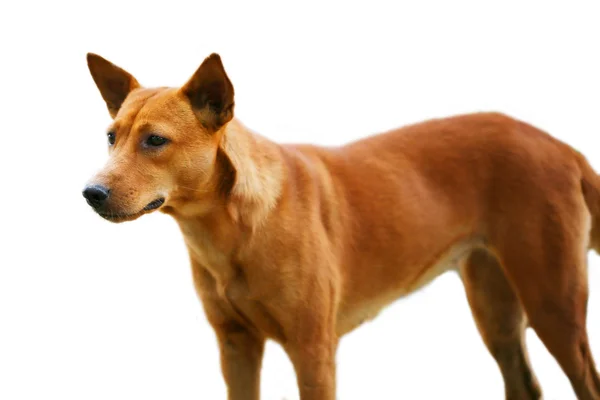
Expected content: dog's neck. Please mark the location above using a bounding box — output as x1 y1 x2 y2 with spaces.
220 119 285 229
167 119 285 270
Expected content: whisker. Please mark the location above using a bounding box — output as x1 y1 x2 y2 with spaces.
175 185 213 193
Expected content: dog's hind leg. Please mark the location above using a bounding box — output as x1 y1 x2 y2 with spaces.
491 202 600 400
461 249 542 400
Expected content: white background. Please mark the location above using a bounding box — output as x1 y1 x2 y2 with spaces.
1 1 600 399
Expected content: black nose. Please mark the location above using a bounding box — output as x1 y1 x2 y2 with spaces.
82 185 110 209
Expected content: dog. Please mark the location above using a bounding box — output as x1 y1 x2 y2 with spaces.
84 52 600 400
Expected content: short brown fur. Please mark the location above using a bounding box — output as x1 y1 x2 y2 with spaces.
85 52 600 399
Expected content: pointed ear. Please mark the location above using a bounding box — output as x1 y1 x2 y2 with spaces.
87 53 140 118
181 53 235 132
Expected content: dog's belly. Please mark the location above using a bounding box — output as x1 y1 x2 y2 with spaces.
336 238 483 335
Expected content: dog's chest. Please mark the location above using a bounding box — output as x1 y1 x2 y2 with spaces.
182 226 235 284
177 214 237 271
181 223 286 340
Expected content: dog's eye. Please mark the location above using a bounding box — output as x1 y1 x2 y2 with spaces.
107 132 116 145
146 135 168 147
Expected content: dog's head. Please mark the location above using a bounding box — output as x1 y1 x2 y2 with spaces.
83 53 236 222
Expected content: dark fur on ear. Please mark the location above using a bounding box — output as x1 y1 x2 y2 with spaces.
181 53 235 132
87 53 140 118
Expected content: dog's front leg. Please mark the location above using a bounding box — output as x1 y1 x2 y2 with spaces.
287 340 337 400
191 262 265 400
214 322 265 400
284 280 338 400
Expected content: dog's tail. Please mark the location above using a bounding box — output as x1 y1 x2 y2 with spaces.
578 153 600 252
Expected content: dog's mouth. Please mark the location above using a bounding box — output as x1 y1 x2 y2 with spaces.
98 198 165 223
143 198 165 211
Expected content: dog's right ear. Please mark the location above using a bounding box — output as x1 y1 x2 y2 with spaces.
87 53 140 118
181 53 235 133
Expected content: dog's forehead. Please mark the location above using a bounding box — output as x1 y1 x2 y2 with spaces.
114 87 198 135
115 87 171 122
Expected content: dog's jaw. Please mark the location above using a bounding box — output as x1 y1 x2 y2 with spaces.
96 197 166 223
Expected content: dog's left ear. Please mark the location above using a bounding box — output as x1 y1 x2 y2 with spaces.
87 53 140 119
181 53 235 132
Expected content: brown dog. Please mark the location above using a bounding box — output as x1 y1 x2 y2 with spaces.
84 52 600 400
